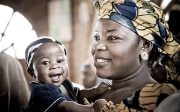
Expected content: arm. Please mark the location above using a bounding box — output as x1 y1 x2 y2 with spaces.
57 99 108 112
93 99 108 112
57 101 94 112
78 82 110 102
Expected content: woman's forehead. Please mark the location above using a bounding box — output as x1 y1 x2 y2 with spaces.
95 19 138 37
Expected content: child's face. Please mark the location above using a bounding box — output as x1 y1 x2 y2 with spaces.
32 42 68 87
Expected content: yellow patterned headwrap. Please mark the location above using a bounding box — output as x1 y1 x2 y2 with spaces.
93 0 180 81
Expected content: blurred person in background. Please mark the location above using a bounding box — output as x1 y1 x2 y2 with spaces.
0 52 30 112
154 90 180 112
82 58 111 88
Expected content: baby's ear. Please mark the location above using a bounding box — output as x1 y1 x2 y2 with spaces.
27 67 36 78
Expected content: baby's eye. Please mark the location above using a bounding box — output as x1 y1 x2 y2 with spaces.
57 59 65 63
42 61 50 65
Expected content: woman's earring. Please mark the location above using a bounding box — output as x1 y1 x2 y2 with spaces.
141 52 149 60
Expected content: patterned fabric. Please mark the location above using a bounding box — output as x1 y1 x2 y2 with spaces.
25 36 66 68
84 83 177 112
93 0 180 81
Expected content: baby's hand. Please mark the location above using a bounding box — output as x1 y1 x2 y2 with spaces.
96 82 111 95
93 99 108 112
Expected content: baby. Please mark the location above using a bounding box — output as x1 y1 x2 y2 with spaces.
23 36 109 112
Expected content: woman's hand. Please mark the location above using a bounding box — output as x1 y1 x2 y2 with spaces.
96 82 111 95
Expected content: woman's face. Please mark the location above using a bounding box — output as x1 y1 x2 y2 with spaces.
32 42 68 87
91 19 142 80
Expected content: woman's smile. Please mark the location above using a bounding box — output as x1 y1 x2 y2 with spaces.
93 53 111 68
94 58 111 68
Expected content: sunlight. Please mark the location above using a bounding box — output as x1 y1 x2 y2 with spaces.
160 0 171 10
0 5 13 34
0 4 37 59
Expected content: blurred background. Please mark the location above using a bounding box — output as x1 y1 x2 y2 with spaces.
0 0 179 87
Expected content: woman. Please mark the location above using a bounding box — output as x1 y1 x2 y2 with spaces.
88 0 180 111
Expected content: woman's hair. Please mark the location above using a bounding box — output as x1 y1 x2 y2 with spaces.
172 51 180 75
148 45 159 68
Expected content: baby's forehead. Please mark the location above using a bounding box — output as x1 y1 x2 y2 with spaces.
35 42 65 54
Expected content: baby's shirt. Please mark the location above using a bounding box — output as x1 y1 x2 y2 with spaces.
23 79 80 112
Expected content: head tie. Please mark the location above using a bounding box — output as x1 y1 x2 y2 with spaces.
94 0 180 81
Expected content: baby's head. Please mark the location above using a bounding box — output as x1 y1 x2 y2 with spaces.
25 36 68 86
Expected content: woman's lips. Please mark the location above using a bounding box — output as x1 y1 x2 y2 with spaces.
95 58 111 68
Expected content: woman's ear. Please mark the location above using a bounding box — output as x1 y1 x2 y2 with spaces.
142 40 153 53
27 67 36 78
139 39 153 61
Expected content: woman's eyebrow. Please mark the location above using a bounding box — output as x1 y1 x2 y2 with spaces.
107 29 117 33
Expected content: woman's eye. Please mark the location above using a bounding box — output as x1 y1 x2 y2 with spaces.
93 35 100 41
108 36 118 40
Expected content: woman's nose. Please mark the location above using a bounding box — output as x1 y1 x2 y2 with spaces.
97 42 106 50
91 42 106 55
92 41 107 52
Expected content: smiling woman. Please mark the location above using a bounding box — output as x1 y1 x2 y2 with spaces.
87 0 180 111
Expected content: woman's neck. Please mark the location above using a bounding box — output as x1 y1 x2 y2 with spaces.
111 62 157 91
100 62 157 103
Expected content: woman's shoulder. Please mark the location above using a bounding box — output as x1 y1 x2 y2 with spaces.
138 83 177 111
141 83 177 94
99 83 178 112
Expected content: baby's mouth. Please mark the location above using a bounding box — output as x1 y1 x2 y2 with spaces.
50 74 61 82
